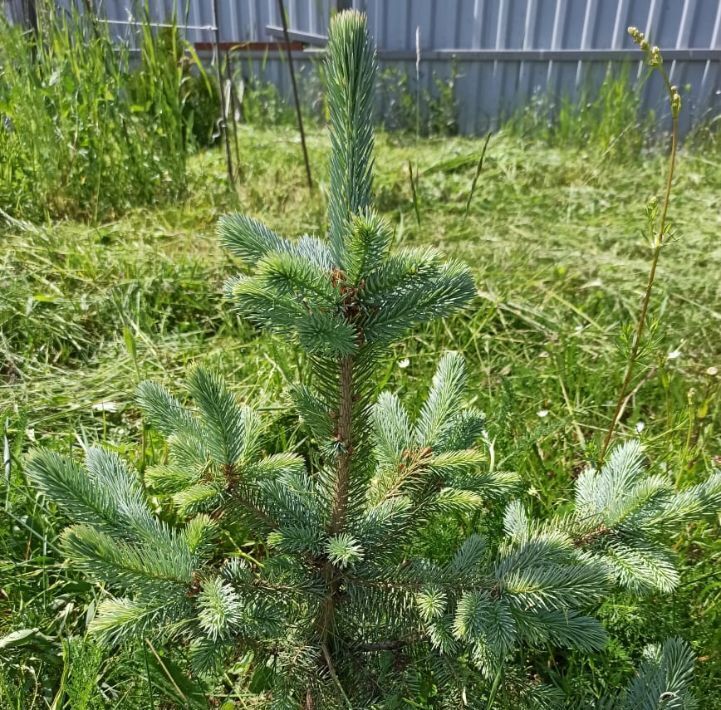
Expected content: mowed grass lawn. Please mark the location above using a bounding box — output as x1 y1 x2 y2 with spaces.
2 125 721 705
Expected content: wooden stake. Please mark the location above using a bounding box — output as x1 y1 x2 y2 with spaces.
277 0 313 191
225 50 242 179
212 0 234 188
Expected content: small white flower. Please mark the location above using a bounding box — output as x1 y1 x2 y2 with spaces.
537 409 549 418
707 366 718 377
538 351 550 359
398 358 410 369
636 421 645 433
667 349 682 360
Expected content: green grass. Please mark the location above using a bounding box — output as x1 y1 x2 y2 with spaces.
0 3 218 223
2 124 721 707
506 64 655 158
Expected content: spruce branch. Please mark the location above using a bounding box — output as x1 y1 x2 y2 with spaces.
601 636 696 709
218 213 292 265
326 10 376 266
136 380 195 437
26 449 124 535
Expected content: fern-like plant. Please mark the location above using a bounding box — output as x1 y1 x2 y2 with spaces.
27 11 720 708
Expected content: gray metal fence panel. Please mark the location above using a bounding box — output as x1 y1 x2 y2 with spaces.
22 0 721 134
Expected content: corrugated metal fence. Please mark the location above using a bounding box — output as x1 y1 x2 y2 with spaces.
6 0 721 134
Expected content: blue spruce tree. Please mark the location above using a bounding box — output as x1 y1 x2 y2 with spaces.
27 11 718 708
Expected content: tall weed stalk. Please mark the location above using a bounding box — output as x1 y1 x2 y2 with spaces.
599 30 683 461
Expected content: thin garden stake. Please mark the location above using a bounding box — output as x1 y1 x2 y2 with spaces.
26 0 38 35
415 26 421 138
277 0 313 191
225 50 242 179
212 0 234 188
599 29 682 463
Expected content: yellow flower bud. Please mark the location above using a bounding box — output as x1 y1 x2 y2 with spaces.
671 89 681 117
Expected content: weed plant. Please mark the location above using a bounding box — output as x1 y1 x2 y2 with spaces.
0 2 198 221
507 64 655 159
233 51 301 127
377 65 460 137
